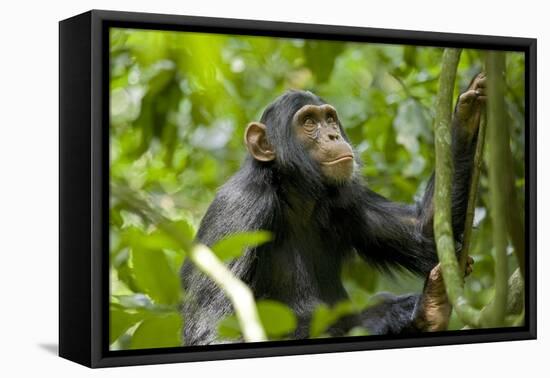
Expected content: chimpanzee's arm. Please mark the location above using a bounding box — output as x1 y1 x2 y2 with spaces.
352 73 486 276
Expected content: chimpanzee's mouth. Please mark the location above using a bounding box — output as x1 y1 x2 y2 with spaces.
321 155 354 165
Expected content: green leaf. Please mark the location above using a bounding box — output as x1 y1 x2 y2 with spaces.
149 218 196 254
167 219 196 246
120 226 177 251
217 315 242 340
347 326 370 337
130 247 181 305
256 300 297 338
217 300 296 341
129 313 182 349
393 99 430 154
211 231 272 261
310 301 357 338
309 305 333 338
110 305 149 344
304 40 344 83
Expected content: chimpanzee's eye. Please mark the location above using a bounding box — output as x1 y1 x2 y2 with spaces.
304 117 315 126
327 116 335 124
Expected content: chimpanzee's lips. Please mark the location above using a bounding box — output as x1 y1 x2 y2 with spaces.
321 155 354 165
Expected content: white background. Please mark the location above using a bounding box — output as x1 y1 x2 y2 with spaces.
0 0 546 376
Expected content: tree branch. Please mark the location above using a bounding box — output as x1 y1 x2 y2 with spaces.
485 51 509 326
433 48 481 327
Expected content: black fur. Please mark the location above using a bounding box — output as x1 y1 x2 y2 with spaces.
181 90 475 345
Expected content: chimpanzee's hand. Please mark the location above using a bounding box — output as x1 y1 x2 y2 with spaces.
455 73 487 136
415 257 474 332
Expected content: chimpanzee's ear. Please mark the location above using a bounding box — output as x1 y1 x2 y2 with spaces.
244 122 276 162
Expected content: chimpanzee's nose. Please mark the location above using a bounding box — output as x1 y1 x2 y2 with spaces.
327 130 340 141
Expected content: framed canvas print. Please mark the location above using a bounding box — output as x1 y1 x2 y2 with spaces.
59 10 536 368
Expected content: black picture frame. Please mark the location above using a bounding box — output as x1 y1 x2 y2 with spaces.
59 9 537 368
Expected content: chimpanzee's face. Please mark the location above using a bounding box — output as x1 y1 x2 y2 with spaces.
292 104 355 183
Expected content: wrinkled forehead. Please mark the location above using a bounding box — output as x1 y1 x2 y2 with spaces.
293 104 338 121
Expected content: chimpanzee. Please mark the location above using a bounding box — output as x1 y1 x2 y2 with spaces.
181 73 486 345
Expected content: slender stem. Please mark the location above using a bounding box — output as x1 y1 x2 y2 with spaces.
485 51 509 326
433 48 481 327
190 244 267 342
501 114 526 276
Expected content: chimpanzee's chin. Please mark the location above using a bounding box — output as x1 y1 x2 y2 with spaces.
321 161 354 185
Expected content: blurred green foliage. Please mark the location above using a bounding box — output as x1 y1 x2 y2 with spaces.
109 27 525 350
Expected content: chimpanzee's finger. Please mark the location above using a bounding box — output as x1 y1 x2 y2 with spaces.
475 86 487 97
475 75 487 88
459 89 477 105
